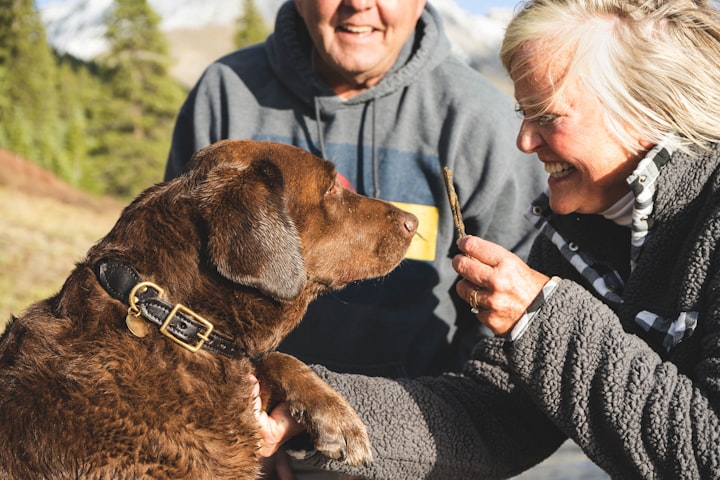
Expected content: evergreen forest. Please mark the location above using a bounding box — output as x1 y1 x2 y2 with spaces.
0 0 269 199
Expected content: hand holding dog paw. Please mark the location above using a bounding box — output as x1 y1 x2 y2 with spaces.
258 402 304 457
253 353 374 467
251 375 305 458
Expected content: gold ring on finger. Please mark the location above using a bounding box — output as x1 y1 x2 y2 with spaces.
470 287 481 314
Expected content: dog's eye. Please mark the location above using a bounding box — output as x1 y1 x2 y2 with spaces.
325 182 340 197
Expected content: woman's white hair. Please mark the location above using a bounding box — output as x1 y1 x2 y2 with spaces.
500 0 720 154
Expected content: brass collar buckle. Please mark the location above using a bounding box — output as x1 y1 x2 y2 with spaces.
127 281 214 353
94 258 246 359
161 304 214 353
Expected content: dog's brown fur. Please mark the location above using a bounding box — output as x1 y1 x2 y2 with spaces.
0 140 417 479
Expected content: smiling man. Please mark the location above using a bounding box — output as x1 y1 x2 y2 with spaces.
293 0 425 97
165 2 545 477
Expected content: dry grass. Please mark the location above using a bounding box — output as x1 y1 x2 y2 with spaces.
0 150 124 331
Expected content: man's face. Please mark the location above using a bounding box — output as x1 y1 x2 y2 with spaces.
294 0 426 96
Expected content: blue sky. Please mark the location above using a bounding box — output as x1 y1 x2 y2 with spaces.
460 0 521 15
35 0 521 15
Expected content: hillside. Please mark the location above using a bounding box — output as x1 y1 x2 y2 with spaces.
165 23 236 87
0 149 123 329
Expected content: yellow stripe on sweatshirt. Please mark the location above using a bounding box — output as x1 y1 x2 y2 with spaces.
390 202 438 262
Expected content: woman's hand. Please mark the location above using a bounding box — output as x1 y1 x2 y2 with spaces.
250 376 305 458
453 235 549 336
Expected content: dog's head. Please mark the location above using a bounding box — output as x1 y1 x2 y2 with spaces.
94 140 417 309
187 140 417 301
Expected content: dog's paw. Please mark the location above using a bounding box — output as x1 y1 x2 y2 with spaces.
304 404 373 467
254 352 374 466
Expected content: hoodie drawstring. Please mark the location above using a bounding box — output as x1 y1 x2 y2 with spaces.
314 97 328 160
371 99 380 198
313 96 380 198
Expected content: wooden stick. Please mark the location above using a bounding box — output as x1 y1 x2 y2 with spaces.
442 167 466 240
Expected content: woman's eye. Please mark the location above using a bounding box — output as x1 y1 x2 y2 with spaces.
536 115 559 126
515 105 559 127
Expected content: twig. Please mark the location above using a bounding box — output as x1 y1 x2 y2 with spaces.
442 167 466 240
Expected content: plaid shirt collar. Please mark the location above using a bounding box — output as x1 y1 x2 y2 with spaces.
525 137 697 351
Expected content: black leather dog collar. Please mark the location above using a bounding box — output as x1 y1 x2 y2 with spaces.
94 259 246 359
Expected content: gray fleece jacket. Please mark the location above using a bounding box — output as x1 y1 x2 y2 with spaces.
166 2 545 378
305 143 720 479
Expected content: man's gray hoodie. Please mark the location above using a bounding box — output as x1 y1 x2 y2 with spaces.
166 1 545 378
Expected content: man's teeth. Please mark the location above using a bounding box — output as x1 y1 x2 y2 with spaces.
544 162 575 178
342 25 373 33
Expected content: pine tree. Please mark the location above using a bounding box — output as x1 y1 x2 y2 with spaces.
54 57 92 188
52 55 114 192
97 0 186 197
234 0 269 49
0 0 59 169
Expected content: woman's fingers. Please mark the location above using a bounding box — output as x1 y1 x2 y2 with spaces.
453 236 549 335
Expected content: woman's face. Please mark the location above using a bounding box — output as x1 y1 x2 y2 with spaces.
512 44 648 215
294 0 426 97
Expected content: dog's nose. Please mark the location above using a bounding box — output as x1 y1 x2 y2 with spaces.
401 212 418 237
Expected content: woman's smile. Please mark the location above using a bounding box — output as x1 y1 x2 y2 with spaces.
543 161 575 179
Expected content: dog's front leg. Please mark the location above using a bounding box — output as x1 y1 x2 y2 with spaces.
254 352 373 467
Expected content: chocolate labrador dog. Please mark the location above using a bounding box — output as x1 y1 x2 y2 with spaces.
0 140 418 479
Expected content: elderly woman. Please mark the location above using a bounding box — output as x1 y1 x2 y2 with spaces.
257 1 720 478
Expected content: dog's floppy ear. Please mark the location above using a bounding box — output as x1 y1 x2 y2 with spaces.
199 160 306 301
